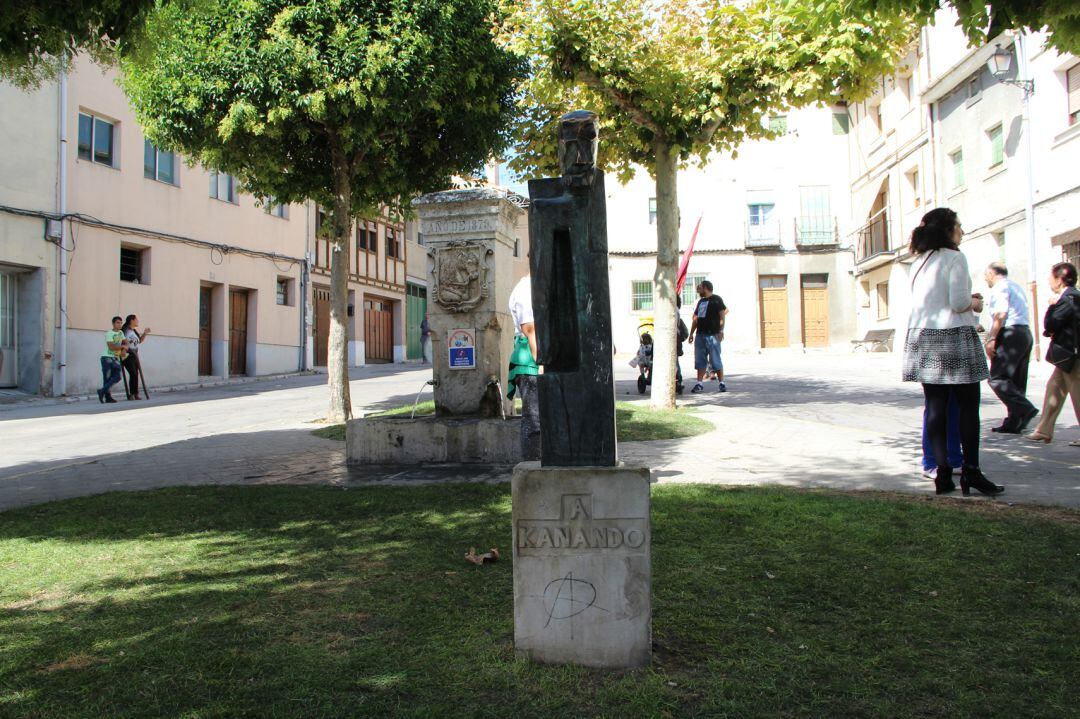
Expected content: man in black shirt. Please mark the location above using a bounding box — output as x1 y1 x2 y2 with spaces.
687 280 728 393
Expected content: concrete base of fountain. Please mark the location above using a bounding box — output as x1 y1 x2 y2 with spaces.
346 415 523 465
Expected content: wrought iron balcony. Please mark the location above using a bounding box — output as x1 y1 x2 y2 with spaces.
855 208 891 262
746 221 782 248
796 216 839 246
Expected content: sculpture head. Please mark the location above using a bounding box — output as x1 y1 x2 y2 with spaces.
558 110 599 189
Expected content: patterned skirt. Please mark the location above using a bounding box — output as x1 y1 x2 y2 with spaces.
902 326 989 384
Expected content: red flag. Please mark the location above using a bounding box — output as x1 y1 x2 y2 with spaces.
676 214 703 296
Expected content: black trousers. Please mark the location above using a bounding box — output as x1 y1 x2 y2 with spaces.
122 354 141 398
988 325 1035 424
515 374 541 461
922 382 981 472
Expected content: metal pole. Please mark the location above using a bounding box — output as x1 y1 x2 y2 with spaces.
1016 33 1040 359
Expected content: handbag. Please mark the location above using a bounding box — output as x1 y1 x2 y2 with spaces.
1045 295 1079 372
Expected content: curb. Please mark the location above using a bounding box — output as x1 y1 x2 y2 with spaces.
0 370 319 412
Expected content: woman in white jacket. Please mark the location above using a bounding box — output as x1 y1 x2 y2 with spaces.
902 208 1003 496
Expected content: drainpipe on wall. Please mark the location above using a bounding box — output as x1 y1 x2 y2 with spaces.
299 258 309 371
56 61 69 395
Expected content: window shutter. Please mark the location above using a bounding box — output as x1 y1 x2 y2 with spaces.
1068 64 1080 119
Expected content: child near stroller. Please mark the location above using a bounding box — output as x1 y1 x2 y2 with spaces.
631 328 654 394
630 321 685 395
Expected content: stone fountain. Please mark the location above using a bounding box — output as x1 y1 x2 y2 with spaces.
345 188 525 465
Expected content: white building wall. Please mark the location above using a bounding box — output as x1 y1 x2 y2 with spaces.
607 104 858 353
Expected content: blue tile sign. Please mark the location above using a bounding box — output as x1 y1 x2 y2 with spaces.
448 328 476 370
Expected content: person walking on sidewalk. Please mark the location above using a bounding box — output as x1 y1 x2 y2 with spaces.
121 314 151 400
1025 262 1080 446
420 314 432 364
97 316 126 404
688 280 728 393
508 274 540 460
984 262 1038 433
902 208 1002 496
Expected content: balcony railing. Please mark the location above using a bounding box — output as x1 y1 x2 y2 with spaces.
796 216 839 246
855 208 890 262
746 221 782 248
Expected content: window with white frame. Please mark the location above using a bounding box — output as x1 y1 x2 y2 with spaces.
905 167 921 208
77 112 116 167
276 277 294 306
876 282 889 320
631 281 653 311
867 103 882 133
209 170 238 203
680 274 707 307
949 149 965 189
265 198 288 218
768 115 788 134
119 245 150 284
987 124 1004 168
648 198 657 225
748 203 774 226
1068 64 1080 126
143 139 176 184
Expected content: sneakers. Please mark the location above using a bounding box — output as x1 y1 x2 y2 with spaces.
717 381 727 393
691 382 704 394
922 467 937 480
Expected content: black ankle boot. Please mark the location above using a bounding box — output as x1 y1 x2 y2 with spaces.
960 467 1004 497
934 467 957 495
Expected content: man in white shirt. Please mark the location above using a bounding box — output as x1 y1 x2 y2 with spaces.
984 262 1037 433
508 274 540 460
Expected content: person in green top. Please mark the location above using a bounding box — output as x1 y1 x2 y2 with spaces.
508 275 540 460
98 316 127 404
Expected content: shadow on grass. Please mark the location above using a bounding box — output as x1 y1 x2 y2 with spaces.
1 485 1078 718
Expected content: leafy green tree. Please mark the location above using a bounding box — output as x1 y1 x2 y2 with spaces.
503 0 913 408
849 0 1080 53
0 0 157 87
124 0 523 423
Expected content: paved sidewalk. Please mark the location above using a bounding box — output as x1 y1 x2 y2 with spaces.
1 352 1077 512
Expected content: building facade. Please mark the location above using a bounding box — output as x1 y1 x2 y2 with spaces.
605 105 858 355
849 13 1080 346
1 56 420 397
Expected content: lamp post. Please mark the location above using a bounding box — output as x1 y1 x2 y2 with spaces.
987 37 1041 359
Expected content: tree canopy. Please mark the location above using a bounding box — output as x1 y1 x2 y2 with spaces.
502 0 914 408
123 0 524 422
123 0 523 217
848 0 1080 53
0 0 157 87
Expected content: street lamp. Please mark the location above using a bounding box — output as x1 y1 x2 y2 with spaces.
987 44 1034 96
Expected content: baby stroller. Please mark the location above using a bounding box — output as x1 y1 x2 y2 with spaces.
633 324 654 394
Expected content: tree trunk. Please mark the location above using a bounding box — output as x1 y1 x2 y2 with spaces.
650 140 679 410
326 135 354 425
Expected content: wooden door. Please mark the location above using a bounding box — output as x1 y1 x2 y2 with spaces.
229 289 248 376
758 276 789 348
312 286 331 367
198 287 213 376
800 277 829 347
364 298 393 362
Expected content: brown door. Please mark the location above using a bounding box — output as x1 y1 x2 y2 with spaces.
800 276 830 347
198 287 213 376
364 298 393 362
312 287 331 367
229 289 248 376
758 276 789 348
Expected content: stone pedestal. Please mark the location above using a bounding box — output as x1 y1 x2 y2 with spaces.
512 462 651 668
412 189 524 417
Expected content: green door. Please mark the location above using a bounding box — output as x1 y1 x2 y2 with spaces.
405 283 427 360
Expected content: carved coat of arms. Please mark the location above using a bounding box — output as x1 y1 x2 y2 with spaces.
430 242 492 313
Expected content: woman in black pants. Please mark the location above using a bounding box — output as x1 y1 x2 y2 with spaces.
121 314 151 400
902 208 1003 496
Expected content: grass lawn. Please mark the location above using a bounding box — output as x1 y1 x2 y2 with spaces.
1 485 1077 718
313 401 712 443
